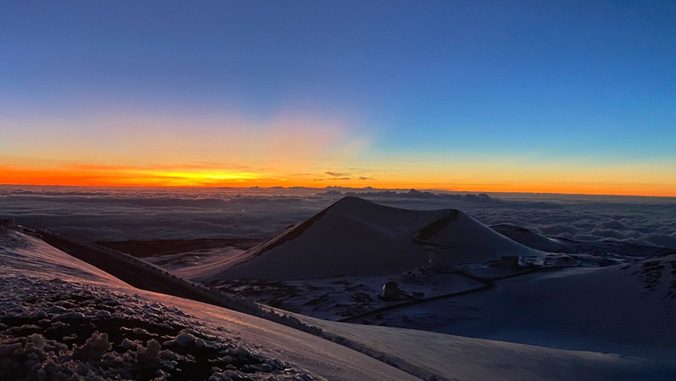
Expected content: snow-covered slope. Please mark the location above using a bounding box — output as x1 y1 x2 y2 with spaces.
198 197 544 280
0 230 127 286
301 316 676 381
375 255 676 361
0 230 418 380
3 228 676 380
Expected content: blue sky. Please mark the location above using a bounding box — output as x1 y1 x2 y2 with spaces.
1 1 675 194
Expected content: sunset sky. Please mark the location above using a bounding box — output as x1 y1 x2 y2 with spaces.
2 1 675 196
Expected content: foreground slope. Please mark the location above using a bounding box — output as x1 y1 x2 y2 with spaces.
4 230 676 380
197 197 544 280
0 230 418 380
300 315 676 381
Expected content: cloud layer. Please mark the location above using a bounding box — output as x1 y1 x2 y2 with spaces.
1 186 674 249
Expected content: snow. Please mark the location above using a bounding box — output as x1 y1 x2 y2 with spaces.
352 257 676 361
169 196 676 378
182 197 639 325
204 270 484 321
0 229 417 380
0 230 128 286
294 316 676 381
197 197 546 281
4 211 676 380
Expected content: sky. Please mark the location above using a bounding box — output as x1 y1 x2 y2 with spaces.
1 0 675 196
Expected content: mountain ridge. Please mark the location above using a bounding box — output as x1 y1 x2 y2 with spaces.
200 196 544 281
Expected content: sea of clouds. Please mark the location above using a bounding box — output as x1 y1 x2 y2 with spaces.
1 185 675 249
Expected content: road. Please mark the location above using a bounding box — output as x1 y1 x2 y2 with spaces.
340 268 541 323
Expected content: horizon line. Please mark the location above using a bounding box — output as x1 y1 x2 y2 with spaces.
2 183 674 199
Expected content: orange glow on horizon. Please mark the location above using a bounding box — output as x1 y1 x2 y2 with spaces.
1 164 675 197
131 169 262 186
0 166 270 187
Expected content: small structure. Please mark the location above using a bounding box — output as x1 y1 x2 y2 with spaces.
489 255 521 269
0 217 16 230
380 281 401 300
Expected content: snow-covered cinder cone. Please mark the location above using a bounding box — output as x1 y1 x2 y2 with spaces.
197 197 546 281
